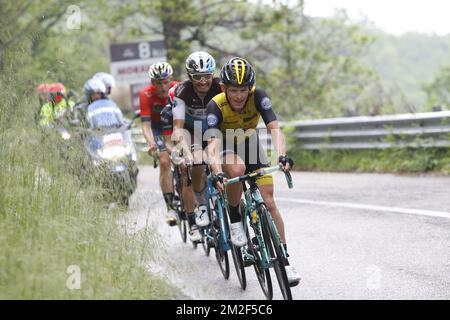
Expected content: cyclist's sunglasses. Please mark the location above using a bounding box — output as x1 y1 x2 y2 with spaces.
191 73 213 82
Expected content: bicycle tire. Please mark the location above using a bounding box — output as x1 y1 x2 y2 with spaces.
227 202 246 290
212 196 229 279
260 205 292 300
178 213 187 243
173 170 187 243
201 230 211 256
202 200 213 256
246 220 272 300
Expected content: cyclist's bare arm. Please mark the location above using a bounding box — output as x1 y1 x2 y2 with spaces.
207 137 223 175
266 120 286 156
142 121 155 150
266 120 291 171
173 119 193 161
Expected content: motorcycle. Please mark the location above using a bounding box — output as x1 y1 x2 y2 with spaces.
84 101 140 207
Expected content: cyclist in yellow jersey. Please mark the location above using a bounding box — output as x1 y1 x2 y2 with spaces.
206 57 300 285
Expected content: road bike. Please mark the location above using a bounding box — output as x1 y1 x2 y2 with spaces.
201 167 245 288
170 150 192 243
224 164 294 300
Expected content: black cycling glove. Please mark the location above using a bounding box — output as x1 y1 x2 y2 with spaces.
211 172 226 188
278 155 294 169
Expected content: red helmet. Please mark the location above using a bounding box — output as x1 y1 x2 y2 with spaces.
37 83 52 103
48 83 66 103
37 83 51 93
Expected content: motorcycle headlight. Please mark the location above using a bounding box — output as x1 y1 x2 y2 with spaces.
98 146 128 160
92 159 102 166
61 131 71 140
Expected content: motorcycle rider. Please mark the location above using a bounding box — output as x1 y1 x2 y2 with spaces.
38 82 75 127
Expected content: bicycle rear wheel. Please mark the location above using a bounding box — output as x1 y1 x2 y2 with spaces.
260 205 292 300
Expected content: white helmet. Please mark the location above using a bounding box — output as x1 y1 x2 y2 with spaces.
185 51 216 74
84 78 106 96
93 72 115 94
148 62 173 80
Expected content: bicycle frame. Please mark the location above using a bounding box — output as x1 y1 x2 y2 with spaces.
225 165 291 269
205 174 231 252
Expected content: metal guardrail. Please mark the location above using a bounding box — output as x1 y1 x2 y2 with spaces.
131 111 450 151
285 111 450 149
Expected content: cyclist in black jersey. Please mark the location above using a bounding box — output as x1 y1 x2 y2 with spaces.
171 51 223 243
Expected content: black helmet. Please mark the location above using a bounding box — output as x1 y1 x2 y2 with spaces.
220 57 255 88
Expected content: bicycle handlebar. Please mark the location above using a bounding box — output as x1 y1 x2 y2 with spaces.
224 164 293 189
153 150 158 168
171 150 192 187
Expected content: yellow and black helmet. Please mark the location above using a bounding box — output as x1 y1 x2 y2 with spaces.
220 57 255 88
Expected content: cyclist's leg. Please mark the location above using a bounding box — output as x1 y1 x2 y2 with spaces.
221 151 247 247
191 142 207 193
191 141 209 226
221 152 245 207
258 183 285 243
153 126 176 224
158 149 173 201
180 163 196 213
178 135 201 240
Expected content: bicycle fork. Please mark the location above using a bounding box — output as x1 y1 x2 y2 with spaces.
242 189 271 269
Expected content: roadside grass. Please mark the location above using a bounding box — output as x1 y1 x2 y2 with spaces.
0 79 179 299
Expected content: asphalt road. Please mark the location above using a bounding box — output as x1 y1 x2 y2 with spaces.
123 166 450 300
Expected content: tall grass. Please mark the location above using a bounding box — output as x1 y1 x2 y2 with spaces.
0 75 178 299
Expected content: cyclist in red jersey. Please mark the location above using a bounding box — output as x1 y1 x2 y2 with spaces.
139 62 178 225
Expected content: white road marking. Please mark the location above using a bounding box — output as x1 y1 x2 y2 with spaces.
277 197 450 219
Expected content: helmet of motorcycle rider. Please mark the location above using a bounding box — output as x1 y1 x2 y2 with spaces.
48 82 66 104
93 72 116 95
84 78 106 102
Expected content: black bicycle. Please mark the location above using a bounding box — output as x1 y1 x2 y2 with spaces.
170 150 192 243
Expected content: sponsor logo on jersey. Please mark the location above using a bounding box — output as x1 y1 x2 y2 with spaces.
207 114 219 126
261 97 272 110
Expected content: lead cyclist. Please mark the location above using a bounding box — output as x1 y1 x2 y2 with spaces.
206 57 301 286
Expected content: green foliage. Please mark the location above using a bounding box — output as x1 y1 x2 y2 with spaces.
423 65 450 111
289 147 450 174
0 32 178 298
362 31 450 112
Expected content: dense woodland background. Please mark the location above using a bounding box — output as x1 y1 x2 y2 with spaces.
2 0 450 123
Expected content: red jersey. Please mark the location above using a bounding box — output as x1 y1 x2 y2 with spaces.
139 81 177 124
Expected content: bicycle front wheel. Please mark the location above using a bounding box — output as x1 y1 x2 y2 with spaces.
173 171 187 243
211 196 229 279
225 202 246 290
178 211 187 243
260 205 292 300
247 223 272 300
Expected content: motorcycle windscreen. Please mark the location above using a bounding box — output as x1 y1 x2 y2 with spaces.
97 133 129 160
